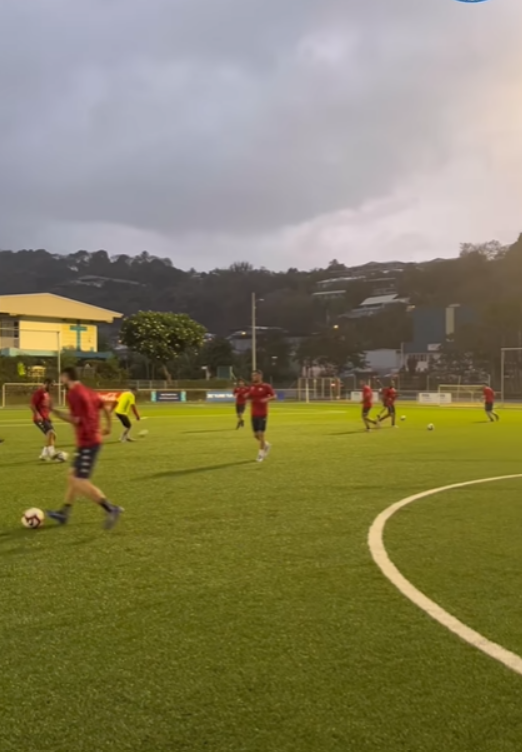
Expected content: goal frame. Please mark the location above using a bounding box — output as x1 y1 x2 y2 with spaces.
437 383 487 406
1 382 63 409
500 347 522 406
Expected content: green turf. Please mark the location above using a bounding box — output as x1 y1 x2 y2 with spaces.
1 403 522 752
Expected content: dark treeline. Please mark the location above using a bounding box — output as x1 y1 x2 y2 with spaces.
1 236 522 366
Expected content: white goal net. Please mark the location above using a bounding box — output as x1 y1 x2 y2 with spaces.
437 384 485 405
1 383 63 409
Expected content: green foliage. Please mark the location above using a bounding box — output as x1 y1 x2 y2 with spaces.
4 234 522 373
120 311 206 376
297 326 365 374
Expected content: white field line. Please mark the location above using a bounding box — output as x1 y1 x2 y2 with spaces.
368 474 522 676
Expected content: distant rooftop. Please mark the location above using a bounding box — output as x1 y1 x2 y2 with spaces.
360 294 406 307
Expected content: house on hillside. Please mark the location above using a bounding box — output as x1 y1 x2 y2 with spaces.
343 293 409 319
0 293 122 360
402 304 475 372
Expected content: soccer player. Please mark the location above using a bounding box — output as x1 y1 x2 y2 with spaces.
46 367 123 529
233 379 249 429
31 379 59 461
378 382 398 427
361 381 377 431
113 388 140 442
483 383 499 422
247 370 275 462
377 385 389 421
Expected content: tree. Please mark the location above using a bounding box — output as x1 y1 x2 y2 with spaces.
120 311 206 380
297 327 365 375
432 329 491 381
459 240 507 261
193 337 235 377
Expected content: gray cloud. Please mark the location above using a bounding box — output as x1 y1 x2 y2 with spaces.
0 0 521 263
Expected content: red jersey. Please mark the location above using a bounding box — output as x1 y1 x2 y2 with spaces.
380 388 389 405
233 386 249 405
362 385 373 408
483 386 494 403
66 383 105 447
386 387 397 406
248 383 275 418
31 388 51 421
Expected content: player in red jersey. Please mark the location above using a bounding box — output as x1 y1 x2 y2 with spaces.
247 370 275 461
31 379 61 461
361 381 377 431
46 367 123 529
483 384 499 422
377 385 389 421
233 378 249 429
378 382 398 427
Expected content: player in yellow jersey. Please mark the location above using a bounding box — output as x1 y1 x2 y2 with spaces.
113 388 140 442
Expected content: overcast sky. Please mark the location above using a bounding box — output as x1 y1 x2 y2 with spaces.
1 0 521 270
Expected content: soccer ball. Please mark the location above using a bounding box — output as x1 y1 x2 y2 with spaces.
56 451 69 462
138 430 149 438
400 415 406 421
427 423 434 431
21 508 45 529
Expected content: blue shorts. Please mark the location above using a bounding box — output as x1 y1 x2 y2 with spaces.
73 445 101 479
252 416 267 434
35 419 54 435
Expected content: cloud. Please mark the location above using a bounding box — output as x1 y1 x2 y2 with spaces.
0 0 521 267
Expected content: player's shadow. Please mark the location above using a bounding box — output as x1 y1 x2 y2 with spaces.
142 459 252 480
328 429 373 436
182 428 236 434
0 526 58 554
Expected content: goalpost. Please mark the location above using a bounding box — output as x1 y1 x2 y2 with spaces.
500 347 522 406
297 377 343 402
1 383 63 409
437 384 486 406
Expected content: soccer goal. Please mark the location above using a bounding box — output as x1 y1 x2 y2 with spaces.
500 347 522 405
297 377 344 402
437 384 486 406
1 383 62 409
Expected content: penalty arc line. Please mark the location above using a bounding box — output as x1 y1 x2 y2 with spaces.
368 473 522 677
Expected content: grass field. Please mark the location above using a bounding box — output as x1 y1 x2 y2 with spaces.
2 402 522 752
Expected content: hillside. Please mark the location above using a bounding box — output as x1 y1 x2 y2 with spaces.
1 236 522 356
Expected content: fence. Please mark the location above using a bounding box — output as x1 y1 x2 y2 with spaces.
2 383 515 409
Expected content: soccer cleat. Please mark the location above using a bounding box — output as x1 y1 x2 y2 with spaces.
46 509 68 525
263 443 272 459
104 505 124 530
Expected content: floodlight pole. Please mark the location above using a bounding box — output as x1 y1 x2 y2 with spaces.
251 292 257 372
501 347 505 406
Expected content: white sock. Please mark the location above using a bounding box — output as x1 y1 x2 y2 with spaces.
48 446 56 457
